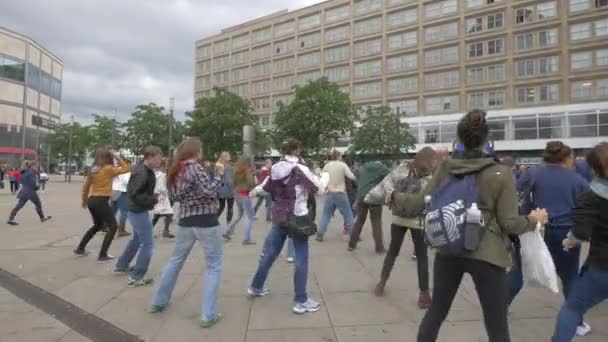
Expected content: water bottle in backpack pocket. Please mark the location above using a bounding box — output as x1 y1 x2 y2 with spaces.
424 173 486 256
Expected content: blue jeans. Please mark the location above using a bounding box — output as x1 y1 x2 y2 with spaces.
151 225 223 321
251 224 309 303
116 211 154 280
226 194 254 242
318 193 354 236
552 267 608 342
261 227 295 259
111 192 128 228
507 240 523 305
545 226 581 301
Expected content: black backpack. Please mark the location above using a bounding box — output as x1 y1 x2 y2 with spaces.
392 170 423 218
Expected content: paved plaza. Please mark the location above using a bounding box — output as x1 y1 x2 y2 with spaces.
0 178 607 342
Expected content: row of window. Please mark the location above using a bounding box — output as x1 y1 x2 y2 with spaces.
0 54 61 100
570 19 608 41
0 54 25 83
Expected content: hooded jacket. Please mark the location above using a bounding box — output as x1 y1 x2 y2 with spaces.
355 161 390 202
394 152 537 269
571 178 608 270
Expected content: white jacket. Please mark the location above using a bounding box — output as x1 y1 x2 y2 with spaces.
153 171 173 215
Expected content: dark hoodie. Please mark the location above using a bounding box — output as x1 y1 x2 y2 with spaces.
355 161 390 202
394 152 537 268
571 178 608 270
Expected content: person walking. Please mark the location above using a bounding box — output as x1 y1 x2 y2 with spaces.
254 159 272 222
316 151 356 242
7 161 51 225
248 139 323 314
348 161 390 253
74 149 130 262
508 141 591 335
152 159 175 238
551 142 608 341
217 152 235 225
374 148 437 310
149 138 224 328
8 168 20 194
39 169 49 192
394 110 548 342
111 161 132 237
223 158 256 244
114 146 163 287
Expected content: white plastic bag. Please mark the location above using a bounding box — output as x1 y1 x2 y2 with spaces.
519 225 559 294
363 179 385 205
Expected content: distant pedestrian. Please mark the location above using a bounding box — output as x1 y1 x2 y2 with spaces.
114 146 163 287
39 169 49 192
8 168 20 193
152 159 175 238
223 158 257 244
74 148 130 262
217 152 235 225
111 162 133 237
7 161 51 226
253 159 272 222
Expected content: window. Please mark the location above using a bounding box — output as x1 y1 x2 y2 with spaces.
299 51 321 68
425 50 441 65
516 33 534 50
231 67 249 82
597 0 608 8
274 94 294 108
354 60 382 78
487 39 504 55
488 90 505 107
198 60 210 74
516 7 534 24
326 5 350 24
596 19 608 37
571 23 592 40
232 34 250 49
231 83 249 97
469 42 484 58
571 51 593 69
387 77 418 94
274 39 294 55
260 115 271 127
326 66 350 82
513 116 538 139
251 62 271 78
252 44 271 60
387 54 417 72
538 2 557 19
298 71 321 84
252 27 272 43
426 0 458 19
468 0 501 8
274 57 295 74
570 0 590 12
252 80 270 95
539 29 558 47
426 95 459 113
598 79 608 97
390 100 418 117
517 60 535 76
387 31 417 50
539 56 559 74
540 84 559 102
538 114 564 139
326 25 350 43
388 9 417 29
299 13 321 31
517 87 536 104
232 50 249 65
354 38 382 57
570 113 598 137
572 81 593 98
353 81 382 99
354 17 382 36
274 21 295 37
468 67 484 83
197 75 210 88
425 70 459 89
213 40 229 54
487 13 503 29
274 75 294 91
426 22 458 43
198 45 211 59
425 47 458 66
213 55 229 70
325 45 350 64
597 49 608 66
252 98 271 112
469 93 485 109
488 64 505 81
467 18 483 33
354 0 383 16
299 33 321 50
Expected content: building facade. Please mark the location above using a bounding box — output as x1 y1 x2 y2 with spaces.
194 0 608 154
0 26 62 166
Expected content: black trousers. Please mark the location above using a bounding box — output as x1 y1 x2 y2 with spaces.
380 224 428 290
218 198 234 223
76 196 117 258
307 194 316 221
10 181 18 193
9 194 45 221
418 255 510 342
152 214 173 231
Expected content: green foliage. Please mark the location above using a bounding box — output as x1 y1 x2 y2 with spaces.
123 103 182 156
186 87 258 159
350 106 415 155
46 122 91 168
88 114 122 156
272 78 357 155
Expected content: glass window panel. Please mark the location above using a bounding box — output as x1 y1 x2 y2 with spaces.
570 0 590 12
487 13 503 29
571 23 592 40
423 124 440 143
488 119 506 141
569 113 598 137
513 116 538 139
538 114 564 139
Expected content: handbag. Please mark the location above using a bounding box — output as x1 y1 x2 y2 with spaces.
286 214 317 238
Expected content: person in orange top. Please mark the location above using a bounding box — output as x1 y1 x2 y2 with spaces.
75 148 130 262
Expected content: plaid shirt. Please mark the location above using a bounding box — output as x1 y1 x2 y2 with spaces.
170 159 222 219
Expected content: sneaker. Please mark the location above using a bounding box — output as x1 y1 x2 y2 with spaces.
576 322 592 337
162 231 175 238
242 240 257 246
128 277 154 287
41 216 52 222
347 245 355 252
97 255 116 263
411 254 417 260
117 231 132 237
315 234 323 242
293 298 321 314
148 304 168 314
247 287 270 297
222 233 232 241
113 266 135 274
7 220 18 226
73 249 89 257
201 313 223 328
286 257 294 263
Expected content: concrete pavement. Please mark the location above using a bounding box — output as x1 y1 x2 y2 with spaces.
0 178 607 342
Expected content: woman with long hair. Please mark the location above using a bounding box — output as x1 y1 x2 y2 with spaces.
216 152 235 224
7 160 51 225
149 138 224 328
152 159 175 238
223 158 257 244
374 147 438 309
75 148 130 262
394 110 548 341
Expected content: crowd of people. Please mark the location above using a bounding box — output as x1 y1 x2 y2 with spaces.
2 109 608 341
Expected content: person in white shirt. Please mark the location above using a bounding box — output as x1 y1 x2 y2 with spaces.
111 161 132 237
316 151 356 242
152 160 174 238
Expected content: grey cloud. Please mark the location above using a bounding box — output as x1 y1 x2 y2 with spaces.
0 0 322 124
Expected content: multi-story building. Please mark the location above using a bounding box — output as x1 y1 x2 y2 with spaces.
194 0 608 157
0 26 62 166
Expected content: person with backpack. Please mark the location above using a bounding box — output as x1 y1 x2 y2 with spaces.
374 147 437 310
7 161 52 226
393 110 548 342
347 161 390 253
248 139 323 314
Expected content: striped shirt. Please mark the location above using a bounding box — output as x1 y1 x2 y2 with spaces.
170 159 222 219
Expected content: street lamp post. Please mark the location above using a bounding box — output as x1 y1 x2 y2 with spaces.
67 115 74 183
168 97 174 163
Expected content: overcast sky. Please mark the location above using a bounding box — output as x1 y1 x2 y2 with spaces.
0 0 323 124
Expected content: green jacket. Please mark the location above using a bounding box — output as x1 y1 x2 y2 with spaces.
394 154 536 269
356 161 390 202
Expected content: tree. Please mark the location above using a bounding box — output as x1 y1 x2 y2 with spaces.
350 106 415 155
186 87 259 159
272 78 357 155
88 114 123 155
123 103 182 156
46 122 91 169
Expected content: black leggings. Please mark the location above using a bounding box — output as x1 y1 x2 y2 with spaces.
418 255 510 342
218 198 234 223
152 214 173 231
380 224 428 290
76 196 117 258
10 181 18 193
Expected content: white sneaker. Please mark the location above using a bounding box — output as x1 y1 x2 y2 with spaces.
247 287 270 297
576 322 591 336
293 298 321 314
286 257 294 263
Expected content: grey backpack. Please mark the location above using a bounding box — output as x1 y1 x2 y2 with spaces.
392 170 423 218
